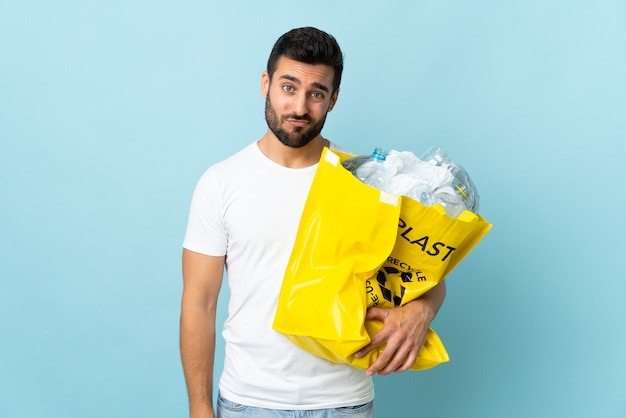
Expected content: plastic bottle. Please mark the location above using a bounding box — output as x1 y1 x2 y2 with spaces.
342 147 389 191
420 146 480 214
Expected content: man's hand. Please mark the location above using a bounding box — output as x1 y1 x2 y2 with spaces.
353 281 446 376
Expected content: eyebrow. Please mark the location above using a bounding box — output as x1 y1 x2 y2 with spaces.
279 74 330 93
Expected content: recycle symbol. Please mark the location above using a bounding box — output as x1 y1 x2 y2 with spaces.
376 266 414 307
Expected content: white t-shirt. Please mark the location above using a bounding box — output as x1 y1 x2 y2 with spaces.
183 141 374 409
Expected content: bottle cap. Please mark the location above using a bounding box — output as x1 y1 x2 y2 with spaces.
371 147 388 161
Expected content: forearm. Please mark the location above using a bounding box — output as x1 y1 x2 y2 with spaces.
415 279 446 322
180 304 217 417
180 250 224 417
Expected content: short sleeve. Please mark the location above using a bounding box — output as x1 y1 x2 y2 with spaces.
182 168 228 256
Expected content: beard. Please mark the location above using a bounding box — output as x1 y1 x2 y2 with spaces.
264 96 328 148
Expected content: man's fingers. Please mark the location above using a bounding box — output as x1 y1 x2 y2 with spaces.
379 345 418 375
353 343 374 359
364 307 386 321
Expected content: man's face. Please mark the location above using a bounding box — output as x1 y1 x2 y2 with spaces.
262 57 339 148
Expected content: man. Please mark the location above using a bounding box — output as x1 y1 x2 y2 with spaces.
180 27 446 418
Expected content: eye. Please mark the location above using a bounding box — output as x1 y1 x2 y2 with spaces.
282 85 294 93
311 91 325 100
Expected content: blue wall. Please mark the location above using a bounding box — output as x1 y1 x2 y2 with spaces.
1 1 624 417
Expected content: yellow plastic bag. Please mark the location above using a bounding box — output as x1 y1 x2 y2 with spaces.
273 148 492 370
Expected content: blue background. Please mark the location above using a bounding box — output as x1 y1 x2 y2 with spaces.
1 1 625 417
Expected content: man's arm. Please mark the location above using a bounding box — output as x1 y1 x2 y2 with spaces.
354 280 446 376
180 249 225 418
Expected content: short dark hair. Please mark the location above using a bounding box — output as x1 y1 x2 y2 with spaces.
267 27 344 93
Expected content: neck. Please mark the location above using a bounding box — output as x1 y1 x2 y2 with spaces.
257 131 330 168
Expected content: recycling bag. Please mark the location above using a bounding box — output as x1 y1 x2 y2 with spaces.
273 148 492 370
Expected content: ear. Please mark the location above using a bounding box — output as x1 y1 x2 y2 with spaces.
261 71 270 98
327 88 340 112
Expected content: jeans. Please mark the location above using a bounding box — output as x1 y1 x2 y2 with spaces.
217 393 376 418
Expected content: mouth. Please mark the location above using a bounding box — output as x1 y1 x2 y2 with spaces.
285 115 311 127
287 119 310 128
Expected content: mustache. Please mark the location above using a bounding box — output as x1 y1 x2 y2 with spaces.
283 114 312 122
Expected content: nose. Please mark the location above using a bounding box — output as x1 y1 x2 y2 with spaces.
292 93 309 116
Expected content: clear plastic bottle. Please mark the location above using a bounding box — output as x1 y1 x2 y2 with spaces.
342 147 389 191
420 146 480 214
